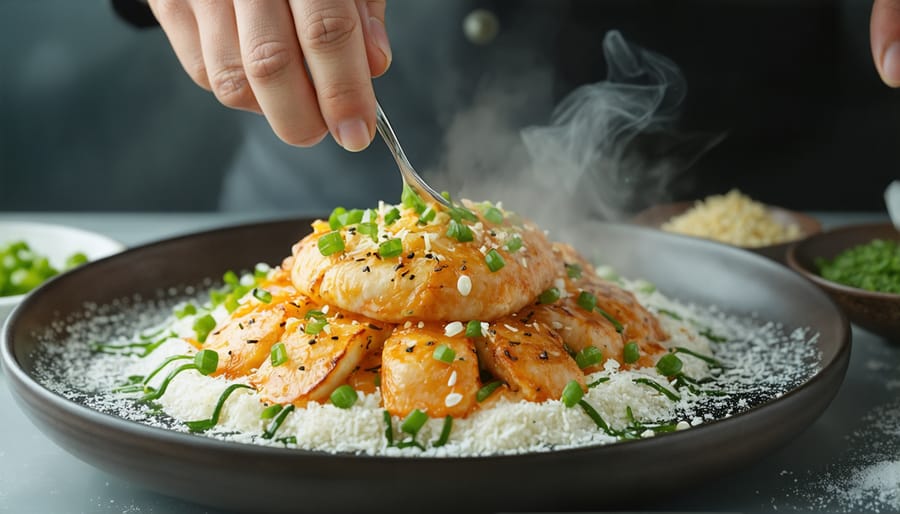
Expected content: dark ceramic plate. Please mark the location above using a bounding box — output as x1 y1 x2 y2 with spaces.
2 219 850 513
631 201 822 263
787 221 900 342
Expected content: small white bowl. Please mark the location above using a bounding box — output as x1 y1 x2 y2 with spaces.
0 221 125 325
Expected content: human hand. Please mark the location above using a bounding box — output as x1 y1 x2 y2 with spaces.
148 0 391 151
871 0 900 87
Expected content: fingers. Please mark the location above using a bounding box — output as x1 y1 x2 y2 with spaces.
291 0 376 152
234 0 327 146
147 0 209 90
193 1 260 113
871 0 900 87
357 0 392 78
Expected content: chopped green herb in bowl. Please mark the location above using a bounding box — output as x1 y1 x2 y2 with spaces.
816 239 900 295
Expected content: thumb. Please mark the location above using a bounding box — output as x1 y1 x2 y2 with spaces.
871 0 900 87
356 0 392 78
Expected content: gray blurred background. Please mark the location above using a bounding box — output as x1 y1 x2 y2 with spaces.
0 0 897 213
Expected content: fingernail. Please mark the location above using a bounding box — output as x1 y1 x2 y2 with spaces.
336 118 371 152
883 41 900 87
368 17 392 66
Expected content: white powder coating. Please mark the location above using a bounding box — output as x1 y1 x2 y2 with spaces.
31 275 823 458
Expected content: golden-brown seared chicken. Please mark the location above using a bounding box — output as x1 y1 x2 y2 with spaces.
381 323 481 418
251 308 391 407
291 201 562 323
203 297 309 378
475 315 585 402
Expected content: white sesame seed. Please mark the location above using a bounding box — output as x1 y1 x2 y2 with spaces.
444 393 463 407
322 305 330 314
480 322 490 335
551 321 563 329
417 321 425 329
457 275 472 296
444 321 464 337
447 370 458 387
503 324 518 333
521 258 528 268
403 321 412 329
424 233 432 253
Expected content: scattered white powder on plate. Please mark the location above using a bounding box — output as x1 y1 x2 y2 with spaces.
30 275 823 457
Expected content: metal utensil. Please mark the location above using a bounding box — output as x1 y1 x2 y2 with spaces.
375 101 451 208
885 180 900 229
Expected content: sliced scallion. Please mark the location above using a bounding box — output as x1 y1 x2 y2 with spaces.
330 384 358 409
192 314 217 343
560 380 584 408
576 291 597 312
504 235 522 252
260 404 284 420
252 288 273 304
318 231 345 256
484 249 505 272
656 353 684 376
378 238 403 258
446 219 474 242
476 380 503 402
194 349 219 375
565 263 582 279
358 222 379 242
465 319 483 338
432 416 453 447
538 287 560 304
483 206 504 224
432 344 456 364
574 346 603 369
623 341 640 364
305 318 327 335
384 207 401 226
400 409 428 436
270 342 288 366
185 383 253 432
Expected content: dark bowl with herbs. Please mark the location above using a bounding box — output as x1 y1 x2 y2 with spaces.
787 222 900 342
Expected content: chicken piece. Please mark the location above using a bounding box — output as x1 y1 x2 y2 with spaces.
251 309 391 407
474 315 585 402
346 349 382 395
381 323 481 418
291 201 563 323
203 297 311 378
552 243 668 366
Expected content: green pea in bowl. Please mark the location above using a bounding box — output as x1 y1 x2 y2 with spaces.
786 222 900 342
0 221 124 326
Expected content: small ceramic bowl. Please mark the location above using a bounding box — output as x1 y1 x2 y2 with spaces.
0 221 125 325
786 222 900 341
631 201 822 262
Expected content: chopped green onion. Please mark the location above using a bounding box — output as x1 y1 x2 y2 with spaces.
699 327 728 343
596 307 624 333
418 206 436 224
401 184 427 214
384 207 401 225
578 399 615 435
358 222 379 242
448 204 479 223
223 270 239 285
656 353 684 376
141 354 191 386
339 209 364 227
328 207 347 229
465 320 483 338
483 206 504 224
192 314 217 343
64 252 88 270
587 377 610 388
304 309 326 320
305 318 327 335
538 287 560 304
623 341 640 364
476 380 503 402
270 342 288 366
560 380 584 407
378 238 403 258
262 404 295 439
657 309 682 320
185 383 253 432
252 288 272 303
432 416 453 447
432 344 456 364
565 263 582 279
574 346 603 369
260 404 284 419
400 409 428 436
484 249 505 272
673 346 725 368
194 349 219 375
317 231 345 256
174 303 197 319
635 280 656 294
330 385 358 409
140 362 196 401
504 236 523 252
446 219 474 242
223 294 240 313
383 410 394 446
633 377 681 401
576 291 597 311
